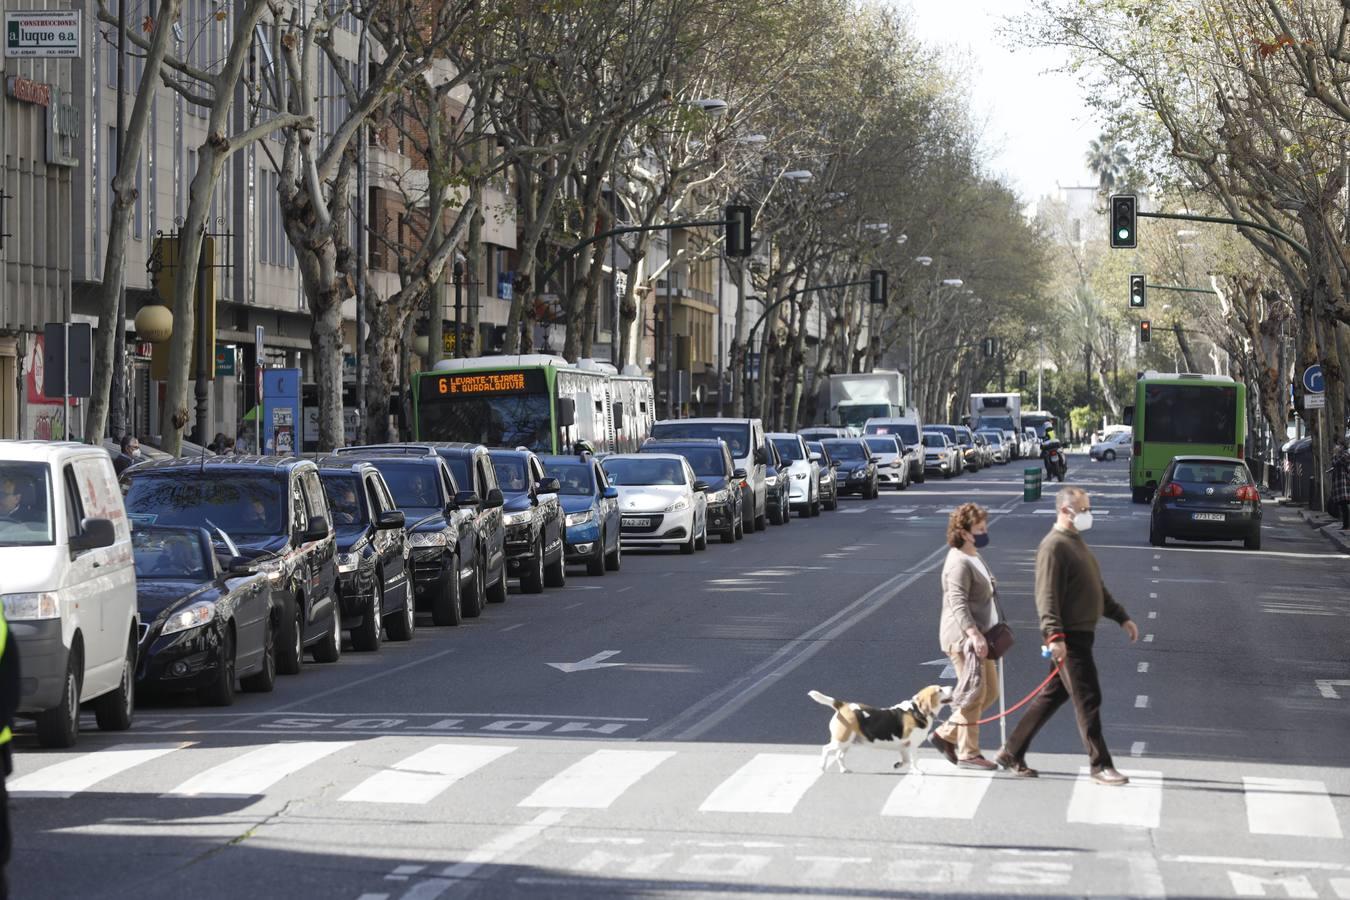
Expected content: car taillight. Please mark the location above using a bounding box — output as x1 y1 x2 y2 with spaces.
1236 443 1244 459
1160 482 1184 498
1133 441 1141 456
1235 485 1259 502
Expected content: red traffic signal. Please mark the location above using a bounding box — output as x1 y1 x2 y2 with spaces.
1139 319 1151 343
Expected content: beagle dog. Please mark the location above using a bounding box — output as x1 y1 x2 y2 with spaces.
807 685 954 774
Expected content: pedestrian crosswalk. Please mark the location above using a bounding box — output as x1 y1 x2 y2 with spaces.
9 738 1347 840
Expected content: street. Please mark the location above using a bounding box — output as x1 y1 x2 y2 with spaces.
9 457 1350 900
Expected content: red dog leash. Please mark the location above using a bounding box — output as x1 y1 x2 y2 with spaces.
946 633 1067 727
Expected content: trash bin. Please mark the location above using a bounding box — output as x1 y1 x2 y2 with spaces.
1287 437 1316 506
1024 467 1042 502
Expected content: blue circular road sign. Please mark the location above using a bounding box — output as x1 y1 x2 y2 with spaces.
1303 364 1324 394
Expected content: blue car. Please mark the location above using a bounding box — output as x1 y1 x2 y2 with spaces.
538 452 622 575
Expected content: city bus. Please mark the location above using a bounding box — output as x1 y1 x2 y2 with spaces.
1127 372 1246 502
412 355 655 454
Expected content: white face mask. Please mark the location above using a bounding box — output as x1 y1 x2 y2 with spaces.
1072 510 1094 532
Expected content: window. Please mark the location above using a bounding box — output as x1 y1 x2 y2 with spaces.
301 470 330 529
257 169 295 268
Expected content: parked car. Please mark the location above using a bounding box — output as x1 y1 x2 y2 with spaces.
864 415 925 484
1150 456 1262 550
925 425 965 475
132 525 275 706
649 418 767 533
123 456 341 676
640 439 744 543
4 441 139 748
769 433 822 517
763 438 792 525
489 449 567 593
1090 430 1135 462
602 453 710 554
977 430 1009 465
922 431 960 478
806 441 839 510
864 435 910 491
954 426 983 472
335 443 508 607
317 460 413 648
798 427 847 442
1022 428 1041 459
821 438 878 499
540 452 623 573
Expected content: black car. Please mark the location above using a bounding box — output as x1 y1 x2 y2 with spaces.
1150 456 1262 550
318 460 413 650
640 439 745 543
347 454 480 626
123 456 342 675
806 441 839 510
489 449 566 593
132 525 276 706
337 443 508 605
764 439 791 526
821 438 878 498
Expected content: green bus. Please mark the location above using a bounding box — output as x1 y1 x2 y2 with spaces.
412 355 655 454
1127 372 1247 503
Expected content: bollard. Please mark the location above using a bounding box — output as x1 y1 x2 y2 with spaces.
1024 467 1042 502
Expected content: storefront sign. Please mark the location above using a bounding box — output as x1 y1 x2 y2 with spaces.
6 75 50 106
215 344 236 377
4 11 81 58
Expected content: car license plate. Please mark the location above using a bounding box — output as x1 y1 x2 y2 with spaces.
1191 512 1225 522
622 517 651 528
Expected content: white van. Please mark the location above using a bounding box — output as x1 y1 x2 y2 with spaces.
1 442 139 747
649 418 768 531
864 413 926 484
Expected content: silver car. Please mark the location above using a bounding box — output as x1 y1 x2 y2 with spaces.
977 430 1009 464
1090 431 1134 461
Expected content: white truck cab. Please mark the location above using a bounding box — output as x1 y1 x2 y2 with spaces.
1 441 139 747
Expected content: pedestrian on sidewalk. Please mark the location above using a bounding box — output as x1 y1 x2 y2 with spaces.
996 486 1139 785
930 503 1001 770
1330 440 1350 531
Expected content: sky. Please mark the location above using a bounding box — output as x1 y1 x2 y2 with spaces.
899 0 1098 203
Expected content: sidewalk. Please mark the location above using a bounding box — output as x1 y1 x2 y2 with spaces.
1278 498 1350 553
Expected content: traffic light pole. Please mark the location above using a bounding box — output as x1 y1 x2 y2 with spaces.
1145 283 1218 296
1137 210 1309 262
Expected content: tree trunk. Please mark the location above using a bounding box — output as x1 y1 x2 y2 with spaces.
1171 321 1200 373
311 290 346 449
364 289 410 443
466 182 483 357
579 234 607 359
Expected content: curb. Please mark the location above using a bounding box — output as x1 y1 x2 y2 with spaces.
1295 506 1350 553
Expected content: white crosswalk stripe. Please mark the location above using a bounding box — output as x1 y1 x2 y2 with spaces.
340 743 516 805
881 758 995 819
698 753 821 814
518 749 674 809
9 742 189 797
1243 777 1344 838
1066 767 1163 829
165 741 353 798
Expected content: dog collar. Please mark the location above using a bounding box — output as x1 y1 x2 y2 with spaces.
901 700 927 729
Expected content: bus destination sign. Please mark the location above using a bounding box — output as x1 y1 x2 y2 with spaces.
433 370 542 397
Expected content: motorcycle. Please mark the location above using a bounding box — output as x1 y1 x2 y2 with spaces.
1042 441 1067 482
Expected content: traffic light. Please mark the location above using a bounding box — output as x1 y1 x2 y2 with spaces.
869 269 888 305
982 337 997 358
1018 370 1028 388
1139 319 1151 343
1129 273 1146 309
724 204 753 257
1109 194 1137 249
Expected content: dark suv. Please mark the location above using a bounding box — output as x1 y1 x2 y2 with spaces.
122 456 342 674
317 460 412 650
640 439 744 543
488 449 566 593
337 443 508 606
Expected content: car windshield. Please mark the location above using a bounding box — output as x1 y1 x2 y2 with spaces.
923 434 946 448
125 474 285 537
0 461 54 546
928 426 957 441
321 474 366 526
979 432 1003 445
491 457 531 493
806 442 829 464
868 424 919 445
544 463 594 496
603 458 686 486
132 529 210 579
865 438 898 455
649 422 750 457
770 438 805 462
370 463 445 510
823 441 865 460
956 431 973 445
1172 462 1248 485
646 448 724 476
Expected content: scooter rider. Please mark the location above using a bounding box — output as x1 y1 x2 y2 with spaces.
1040 428 1062 479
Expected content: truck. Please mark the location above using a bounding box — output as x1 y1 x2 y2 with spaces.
969 393 1023 459
820 370 905 435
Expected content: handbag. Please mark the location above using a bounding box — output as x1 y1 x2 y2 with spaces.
982 582 1015 660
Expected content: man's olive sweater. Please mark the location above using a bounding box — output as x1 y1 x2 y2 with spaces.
1035 525 1130 638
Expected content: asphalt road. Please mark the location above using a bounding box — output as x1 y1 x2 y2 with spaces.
9 456 1350 899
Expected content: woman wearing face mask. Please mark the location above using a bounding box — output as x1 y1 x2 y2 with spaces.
930 502 1001 770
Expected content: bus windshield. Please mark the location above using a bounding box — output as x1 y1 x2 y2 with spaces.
1144 385 1238 445
420 394 553 452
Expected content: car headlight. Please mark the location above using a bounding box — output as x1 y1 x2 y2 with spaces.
765 475 778 486
666 496 689 512
409 531 449 547
2 591 59 620
850 469 866 479
161 601 216 636
708 489 730 504
503 511 532 527
565 510 595 527
337 552 361 573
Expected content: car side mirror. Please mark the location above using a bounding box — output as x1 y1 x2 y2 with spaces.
376 509 406 530
70 517 116 553
228 557 259 577
692 480 710 493
454 490 481 509
302 515 329 543
830 460 841 468
732 468 747 480
602 485 619 500
537 477 560 495
484 487 505 509
809 452 822 462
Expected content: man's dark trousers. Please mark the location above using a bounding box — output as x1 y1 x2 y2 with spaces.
1004 630 1113 771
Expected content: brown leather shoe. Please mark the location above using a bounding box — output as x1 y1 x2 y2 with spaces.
994 750 1038 777
958 755 998 770
1091 767 1130 786
928 732 958 766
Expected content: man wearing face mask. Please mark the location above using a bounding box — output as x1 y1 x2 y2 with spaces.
996 486 1139 784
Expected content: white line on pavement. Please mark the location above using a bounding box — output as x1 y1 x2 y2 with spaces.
1137 662 1150 674
1147 611 1157 618
1160 855 1350 872
1144 634 1155 643
1135 695 1150 708
1067 767 1163 828
166 741 353 798
341 744 516 805
882 758 994 819
1130 742 1146 757
10 742 190 797
1093 544 1348 559
1243 777 1344 838
499 623 525 632
518 749 674 809
404 808 567 895
698 753 821 814
1149 592 1157 599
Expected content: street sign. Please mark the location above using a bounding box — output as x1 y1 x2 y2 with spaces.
5 10 80 58
1305 392 1326 410
1303 364 1324 394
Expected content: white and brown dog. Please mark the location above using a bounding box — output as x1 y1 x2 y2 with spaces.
807 685 954 774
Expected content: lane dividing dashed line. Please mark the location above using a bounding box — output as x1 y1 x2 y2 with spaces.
1143 634 1155 643
1137 662 1150 674
1135 695 1150 709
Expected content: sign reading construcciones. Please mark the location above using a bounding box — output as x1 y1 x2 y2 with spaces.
5 10 80 58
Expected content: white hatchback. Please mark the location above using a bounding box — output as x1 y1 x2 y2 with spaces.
602 454 709 554
768 433 822 516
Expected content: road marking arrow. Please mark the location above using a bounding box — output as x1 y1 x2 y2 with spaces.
921 657 956 680
548 651 626 673
1315 679 1350 699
